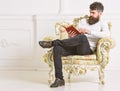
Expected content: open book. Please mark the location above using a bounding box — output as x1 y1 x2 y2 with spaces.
65 25 81 37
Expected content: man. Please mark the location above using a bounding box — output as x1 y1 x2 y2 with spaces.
39 2 110 88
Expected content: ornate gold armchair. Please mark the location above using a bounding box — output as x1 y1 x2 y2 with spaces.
42 15 115 84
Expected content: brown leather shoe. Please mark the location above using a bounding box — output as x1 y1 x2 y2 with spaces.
39 41 52 48
50 78 65 88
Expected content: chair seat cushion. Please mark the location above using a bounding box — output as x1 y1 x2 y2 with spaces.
62 54 98 65
43 49 98 65
62 59 99 65
62 54 96 60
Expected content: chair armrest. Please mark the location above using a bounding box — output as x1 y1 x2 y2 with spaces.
43 48 54 67
42 36 58 41
55 22 69 40
96 37 115 68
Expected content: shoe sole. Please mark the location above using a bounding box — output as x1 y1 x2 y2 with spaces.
50 83 65 88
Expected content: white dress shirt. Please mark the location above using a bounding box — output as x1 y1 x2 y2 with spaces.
77 18 110 51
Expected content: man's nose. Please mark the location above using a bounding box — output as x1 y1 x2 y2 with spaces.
90 13 93 16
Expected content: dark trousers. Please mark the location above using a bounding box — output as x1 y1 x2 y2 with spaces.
52 34 93 79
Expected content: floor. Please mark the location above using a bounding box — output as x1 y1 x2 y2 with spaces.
0 69 120 91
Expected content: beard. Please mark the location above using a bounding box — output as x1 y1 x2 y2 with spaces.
87 16 99 25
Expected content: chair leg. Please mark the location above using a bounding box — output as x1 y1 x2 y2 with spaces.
48 66 54 84
68 71 71 83
98 66 105 85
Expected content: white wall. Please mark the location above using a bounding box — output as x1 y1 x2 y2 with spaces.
0 0 119 70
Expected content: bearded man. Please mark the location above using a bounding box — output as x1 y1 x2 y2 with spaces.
39 2 110 88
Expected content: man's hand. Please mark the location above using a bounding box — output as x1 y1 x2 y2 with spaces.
68 32 78 38
68 28 91 38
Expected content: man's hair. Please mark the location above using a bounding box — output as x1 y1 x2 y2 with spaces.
90 2 104 12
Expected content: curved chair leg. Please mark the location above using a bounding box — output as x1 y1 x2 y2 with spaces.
98 66 105 85
48 66 54 84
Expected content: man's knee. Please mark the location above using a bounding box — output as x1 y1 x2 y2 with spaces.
77 34 88 41
53 39 60 46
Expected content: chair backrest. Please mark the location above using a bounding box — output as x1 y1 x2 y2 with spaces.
73 15 89 27
108 22 112 31
55 15 112 39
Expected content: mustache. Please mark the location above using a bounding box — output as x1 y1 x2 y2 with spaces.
89 16 96 20
87 16 99 25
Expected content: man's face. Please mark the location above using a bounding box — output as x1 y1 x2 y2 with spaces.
88 10 102 25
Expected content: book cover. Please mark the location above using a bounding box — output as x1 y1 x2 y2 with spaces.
65 25 80 37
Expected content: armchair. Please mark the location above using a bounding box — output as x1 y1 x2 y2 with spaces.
42 15 115 85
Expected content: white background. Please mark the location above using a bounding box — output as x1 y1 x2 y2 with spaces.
0 0 119 70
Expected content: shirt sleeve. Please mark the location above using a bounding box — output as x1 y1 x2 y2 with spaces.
90 21 111 38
